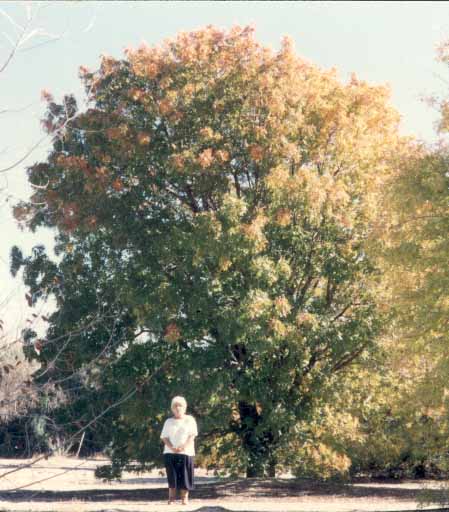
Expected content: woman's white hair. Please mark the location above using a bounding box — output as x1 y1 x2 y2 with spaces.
171 395 187 408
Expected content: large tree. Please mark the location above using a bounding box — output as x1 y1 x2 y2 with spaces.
11 25 408 477
370 105 449 482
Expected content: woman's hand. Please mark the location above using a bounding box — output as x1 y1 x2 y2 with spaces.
174 434 193 452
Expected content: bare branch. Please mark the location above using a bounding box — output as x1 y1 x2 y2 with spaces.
0 359 170 485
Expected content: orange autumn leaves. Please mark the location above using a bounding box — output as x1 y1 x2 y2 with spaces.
88 25 310 169
16 25 411 352
198 148 214 169
249 144 264 162
242 286 319 340
26 24 405 239
264 165 356 230
124 25 264 83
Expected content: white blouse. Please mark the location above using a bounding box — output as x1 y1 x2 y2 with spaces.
160 414 198 456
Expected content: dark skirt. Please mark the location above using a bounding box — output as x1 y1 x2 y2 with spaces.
163 453 195 490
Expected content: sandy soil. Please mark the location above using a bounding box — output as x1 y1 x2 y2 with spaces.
0 455 447 512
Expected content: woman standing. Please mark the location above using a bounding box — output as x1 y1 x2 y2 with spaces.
160 396 198 505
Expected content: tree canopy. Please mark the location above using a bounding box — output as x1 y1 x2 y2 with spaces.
11 25 411 478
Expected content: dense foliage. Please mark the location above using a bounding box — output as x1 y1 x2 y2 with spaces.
11 26 410 478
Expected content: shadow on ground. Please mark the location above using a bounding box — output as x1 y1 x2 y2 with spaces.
0 476 446 505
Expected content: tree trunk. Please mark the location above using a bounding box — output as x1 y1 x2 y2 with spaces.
237 400 276 478
246 464 264 478
267 456 277 477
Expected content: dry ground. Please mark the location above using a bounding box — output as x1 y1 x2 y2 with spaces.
0 455 447 512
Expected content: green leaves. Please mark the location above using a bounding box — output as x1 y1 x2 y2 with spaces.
9 25 407 478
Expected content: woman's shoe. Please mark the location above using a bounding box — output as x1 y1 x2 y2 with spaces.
168 487 176 504
180 489 189 505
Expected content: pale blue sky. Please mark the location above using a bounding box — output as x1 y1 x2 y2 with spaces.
1 0 449 339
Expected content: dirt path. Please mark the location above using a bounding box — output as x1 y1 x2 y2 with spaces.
0 456 446 512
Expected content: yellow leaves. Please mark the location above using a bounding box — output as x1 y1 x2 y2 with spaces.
195 210 222 240
209 277 223 294
245 212 269 234
266 159 377 229
317 405 364 443
209 95 225 111
244 289 272 320
137 132 151 145
303 441 352 478
116 24 405 228
128 88 144 102
220 192 247 222
218 256 232 272
99 54 119 77
164 322 181 343
264 165 289 195
191 248 203 267
437 100 449 134
295 311 318 328
330 181 350 205
183 82 196 97
279 34 295 58
308 185 327 210
26 25 411 334
199 127 214 139
198 148 214 169
241 212 269 251
145 62 160 79
171 153 185 171
244 271 294 323
127 26 260 86
268 318 289 338
194 145 230 171
160 76 173 90
283 141 301 163
334 212 354 230
126 43 161 79
275 256 292 279
101 154 112 165
159 97 173 115
215 149 229 163
253 125 268 141
199 126 223 144
274 295 292 318
250 256 278 286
